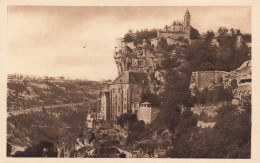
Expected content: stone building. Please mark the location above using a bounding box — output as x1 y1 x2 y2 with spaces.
86 114 94 129
137 102 152 124
157 10 191 44
98 71 150 120
190 71 229 91
100 92 110 120
97 82 110 120
233 60 251 101
136 102 160 124
189 60 251 100
234 60 251 92
109 71 149 119
236 35 243 49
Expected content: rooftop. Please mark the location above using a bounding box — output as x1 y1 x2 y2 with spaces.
111 71 149 85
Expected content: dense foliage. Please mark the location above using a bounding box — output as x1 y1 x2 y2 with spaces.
185 27 251 72
117 113 152 145
14 141 57 157
190 26 201 39
141 93 161 107
123 29 157 45
192 85 233 105
150 27 251 158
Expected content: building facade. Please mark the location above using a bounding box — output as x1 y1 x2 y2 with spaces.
136 102 160 124
98 71 150 120
190 60 251 100
157 10 191 44
100 92 110 120
137 102 152 124
190 71 229 91
109 71 149 119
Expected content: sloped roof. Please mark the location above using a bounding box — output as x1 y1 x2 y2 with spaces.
235 60 251 71
111 71 148 85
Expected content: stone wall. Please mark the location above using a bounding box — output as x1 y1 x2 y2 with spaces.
190 60 252 101
157 31 189 41
190 71 229 91
137 107 151 124
197 121 216 128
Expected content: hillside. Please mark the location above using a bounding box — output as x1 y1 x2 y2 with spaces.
7 75 101 156
7 75 101 111
7 104 92 156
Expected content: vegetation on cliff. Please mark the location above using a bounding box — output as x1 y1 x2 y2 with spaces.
145 27 251 158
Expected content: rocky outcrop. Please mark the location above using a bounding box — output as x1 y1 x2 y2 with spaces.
114 42 172 94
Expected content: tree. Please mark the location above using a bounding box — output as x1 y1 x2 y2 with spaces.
141 93 161 107
242 33 251 42
184 40 218 72
203 30 215 42
169 108 198 158
230 43 251 70
7 83 26 98
14 141 57 157
199 62 215 71
216 27 229 42
117 113 137 128
157 38 172 51
190 26 201 39
213 99 251 158
124 33 133 43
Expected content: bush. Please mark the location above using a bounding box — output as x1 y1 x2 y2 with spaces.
141 93 161 107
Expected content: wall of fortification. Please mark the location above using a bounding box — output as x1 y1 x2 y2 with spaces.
157 32 189 40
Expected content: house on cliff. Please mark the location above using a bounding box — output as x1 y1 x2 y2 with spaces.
189 60 251 99
189 71 229 91
157 10 191 45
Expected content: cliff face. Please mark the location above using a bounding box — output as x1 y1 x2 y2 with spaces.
114 40 178 95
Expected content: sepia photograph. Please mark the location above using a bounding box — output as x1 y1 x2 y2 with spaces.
5 5 254 159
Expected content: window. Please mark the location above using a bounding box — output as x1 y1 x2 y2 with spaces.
239 79 251 84
118 106 120 112
118 88 121 93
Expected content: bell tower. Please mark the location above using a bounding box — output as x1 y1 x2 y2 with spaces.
184 10 191 27
184 10 191 44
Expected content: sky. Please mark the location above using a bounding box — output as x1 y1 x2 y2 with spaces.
7 6 251 81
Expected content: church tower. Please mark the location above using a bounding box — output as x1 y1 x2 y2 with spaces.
184 10 191 27
184 10 191 43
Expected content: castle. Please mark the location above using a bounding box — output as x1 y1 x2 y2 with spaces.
97 10 191 120
157 10 191 44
